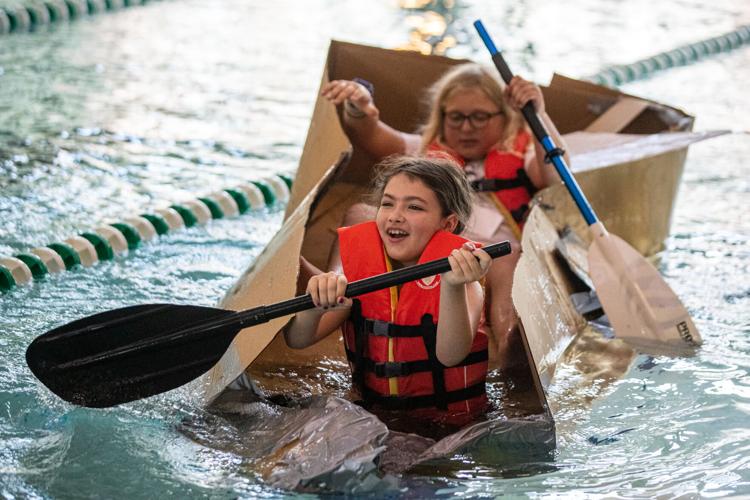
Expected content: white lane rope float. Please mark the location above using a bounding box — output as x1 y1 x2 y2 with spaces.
0 174 293 293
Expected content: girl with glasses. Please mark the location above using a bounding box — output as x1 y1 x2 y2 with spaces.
320 63 568 371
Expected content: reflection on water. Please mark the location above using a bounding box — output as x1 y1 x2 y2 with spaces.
397 0 460 55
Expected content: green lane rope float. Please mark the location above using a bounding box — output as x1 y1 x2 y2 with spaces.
0 174 292 293
587 24 750 87
170 204 199 228
198 197 226 220
46 242 82 269
14 253 48 279
0 266 14 292
80 231 115 261
0 0 157 35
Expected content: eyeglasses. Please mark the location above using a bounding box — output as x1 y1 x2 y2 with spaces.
443 110 503 129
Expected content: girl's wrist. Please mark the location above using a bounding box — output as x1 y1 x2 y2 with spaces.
301 306 327 318
441 278 468 294
344 100 367 119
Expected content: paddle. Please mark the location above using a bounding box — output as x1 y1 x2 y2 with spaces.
474 20 702 354
26 240 511 408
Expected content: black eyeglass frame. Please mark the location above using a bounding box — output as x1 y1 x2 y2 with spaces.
442 110 504 129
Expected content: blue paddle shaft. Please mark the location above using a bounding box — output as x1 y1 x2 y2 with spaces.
474 20 599 226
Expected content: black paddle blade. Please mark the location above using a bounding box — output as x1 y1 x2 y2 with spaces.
26 304 240 408
26 240 513 408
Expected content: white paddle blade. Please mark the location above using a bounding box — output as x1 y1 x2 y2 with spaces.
587 223 702 354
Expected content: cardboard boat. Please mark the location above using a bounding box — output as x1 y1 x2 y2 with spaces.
187 41 718 482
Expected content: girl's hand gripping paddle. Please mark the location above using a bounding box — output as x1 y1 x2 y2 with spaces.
474 20 701 355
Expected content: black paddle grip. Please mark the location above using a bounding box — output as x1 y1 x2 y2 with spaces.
491 53 549 144
242 241 511 327
345 240 511 297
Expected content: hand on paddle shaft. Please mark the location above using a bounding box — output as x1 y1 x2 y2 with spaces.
25 241 511 408
474 20 701 354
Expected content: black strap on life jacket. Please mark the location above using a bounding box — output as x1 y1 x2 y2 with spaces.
471 168 537 198
516 168 538 198
361 318 428 337
471 177 525 192
346 307 487 411
419 314 447 409
345 349 488 378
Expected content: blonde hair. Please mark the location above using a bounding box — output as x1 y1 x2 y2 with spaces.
369 155 473 235
419 63 527 152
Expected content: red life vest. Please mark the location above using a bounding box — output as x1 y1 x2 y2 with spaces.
338 221 489 418
427 131 537 230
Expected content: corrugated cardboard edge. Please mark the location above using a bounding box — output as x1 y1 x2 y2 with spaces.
191 42 354 406
537 131 724 257
512 206 586 389
514 130 725 389
548 73 695 133
190 184 314 406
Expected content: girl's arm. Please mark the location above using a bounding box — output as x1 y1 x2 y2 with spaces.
505 76 569 190
436 243 492 367
321 80 421 159
283 272 352 349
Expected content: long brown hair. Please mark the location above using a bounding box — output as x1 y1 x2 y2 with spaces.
369 155 473 234
419 63 527 152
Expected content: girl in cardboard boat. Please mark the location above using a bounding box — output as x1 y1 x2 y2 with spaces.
189 41 707 491
284 155 493 434
321 63 567 366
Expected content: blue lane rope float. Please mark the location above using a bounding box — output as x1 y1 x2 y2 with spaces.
586 24 750 87
0 174 293 293
0 0 156 35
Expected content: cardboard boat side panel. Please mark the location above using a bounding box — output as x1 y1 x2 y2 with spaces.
549 73 695 133
194 165 340 405
512 207 586 388
537 147 688 256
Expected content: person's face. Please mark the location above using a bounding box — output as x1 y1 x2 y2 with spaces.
441 87 504 161
375 173 457 267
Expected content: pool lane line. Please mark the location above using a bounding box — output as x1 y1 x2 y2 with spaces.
0 0 159 35
586 24 750 87
0 174 293 293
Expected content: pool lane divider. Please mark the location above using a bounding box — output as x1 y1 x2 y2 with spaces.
0 0 157 35
0 174 293 293
587 24 750 87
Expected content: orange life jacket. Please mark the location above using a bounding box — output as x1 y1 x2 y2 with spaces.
338 221 488 417
427 131 537 230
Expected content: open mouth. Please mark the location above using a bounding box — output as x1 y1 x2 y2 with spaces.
386 228 409 241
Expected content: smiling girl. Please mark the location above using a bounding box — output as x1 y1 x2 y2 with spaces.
284 156 493 428
321 63 567 368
